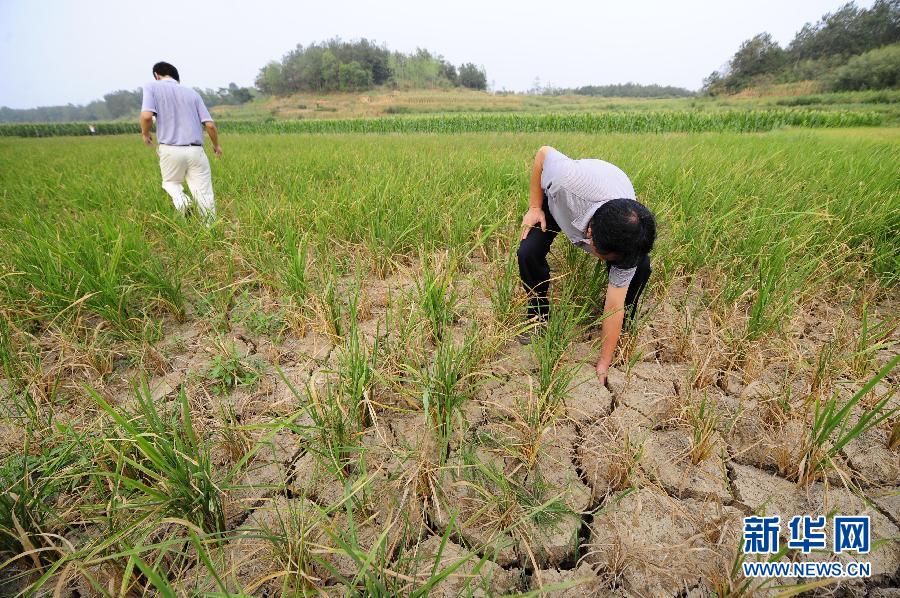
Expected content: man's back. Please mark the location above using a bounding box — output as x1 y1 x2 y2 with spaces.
541 149 635 202
141 79 212 146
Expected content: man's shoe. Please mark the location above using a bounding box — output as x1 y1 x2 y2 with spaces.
515 321 546 345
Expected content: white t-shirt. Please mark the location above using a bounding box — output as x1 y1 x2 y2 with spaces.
540 148 638 288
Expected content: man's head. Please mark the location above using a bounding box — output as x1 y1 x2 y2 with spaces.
152 62 180 82
589 198 656 269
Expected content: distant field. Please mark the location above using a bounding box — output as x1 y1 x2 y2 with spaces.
1 88 898 137
209 87 900 121
0 127 897 595
0 107 890 137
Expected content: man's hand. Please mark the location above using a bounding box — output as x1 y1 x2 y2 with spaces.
595 358 609 387
204 122 221 158
596 285 627 388
139 111 155 146
521 207 547 240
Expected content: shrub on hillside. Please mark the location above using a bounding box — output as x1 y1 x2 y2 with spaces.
826 43 900 90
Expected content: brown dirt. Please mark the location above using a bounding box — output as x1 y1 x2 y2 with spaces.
407 535 522 597
584 487 743 595
528 563 605 597
4 267 898 596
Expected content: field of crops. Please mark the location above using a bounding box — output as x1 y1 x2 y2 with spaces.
0 108 888 138
0 126 898 596
202 87 900 122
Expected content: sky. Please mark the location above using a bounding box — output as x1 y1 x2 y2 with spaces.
0 0 873 109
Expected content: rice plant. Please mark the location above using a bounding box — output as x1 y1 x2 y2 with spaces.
810 337 841 396
462 449 570 560
529 294 583 428
490 245 524 327
2 213 184 337
314 258 348 339
0 429 88 565
689 393 720 464
414 325 481 463
258 499 324 596
0 313 25 395
89 383 240 535
298 381 359 478
415 254 459 344
281 234 311 298
337 299 379 429
849 302 897 377
889 421 899 451
798 355 899 485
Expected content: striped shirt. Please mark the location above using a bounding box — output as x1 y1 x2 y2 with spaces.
540 148 638 288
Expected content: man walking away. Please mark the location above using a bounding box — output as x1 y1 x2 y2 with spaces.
140 61 222 224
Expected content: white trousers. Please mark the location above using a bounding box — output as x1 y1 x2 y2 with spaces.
158 145 216 220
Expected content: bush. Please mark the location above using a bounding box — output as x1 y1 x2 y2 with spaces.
826 43 900 91
458 63 487 90
339 61 372 91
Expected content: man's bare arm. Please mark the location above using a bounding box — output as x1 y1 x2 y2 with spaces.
204 122 222 156
140 111 154 145
521 145 552 239
596 284 627 385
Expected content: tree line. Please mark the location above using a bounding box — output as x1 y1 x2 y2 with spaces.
1 38 488 123
255 38 487 94
10 4 897 125
705 0 900 94
0 84 254 124
533 82 694 98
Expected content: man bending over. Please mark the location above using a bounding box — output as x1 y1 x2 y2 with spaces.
517 146 656 386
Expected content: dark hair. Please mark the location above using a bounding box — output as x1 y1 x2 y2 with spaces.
590 198 656 269
152 61 180 82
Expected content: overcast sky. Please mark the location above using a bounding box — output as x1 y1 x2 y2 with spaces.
0 0 870 109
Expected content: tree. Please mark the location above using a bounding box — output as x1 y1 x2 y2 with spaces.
195 84 254 107
255 61 284 95
328 38 391 85
227 83 253 104
787 1 900 61
458 63 487 90
388 48 460 88
321 50 340 91
254 39 490 95
339 61 372 91
701 70 724 95
704 1 900 94
572 82 695 97
104 89 142 118
439 61 458 85
826 43 900 90
729 33 785 84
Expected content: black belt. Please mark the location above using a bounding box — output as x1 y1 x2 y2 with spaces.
161 143 202 147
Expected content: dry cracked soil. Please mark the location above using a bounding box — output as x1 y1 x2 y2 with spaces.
2 261 898 597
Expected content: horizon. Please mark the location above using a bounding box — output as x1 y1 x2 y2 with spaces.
0 0 876 110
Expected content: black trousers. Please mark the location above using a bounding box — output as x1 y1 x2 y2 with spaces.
517 194 652 324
